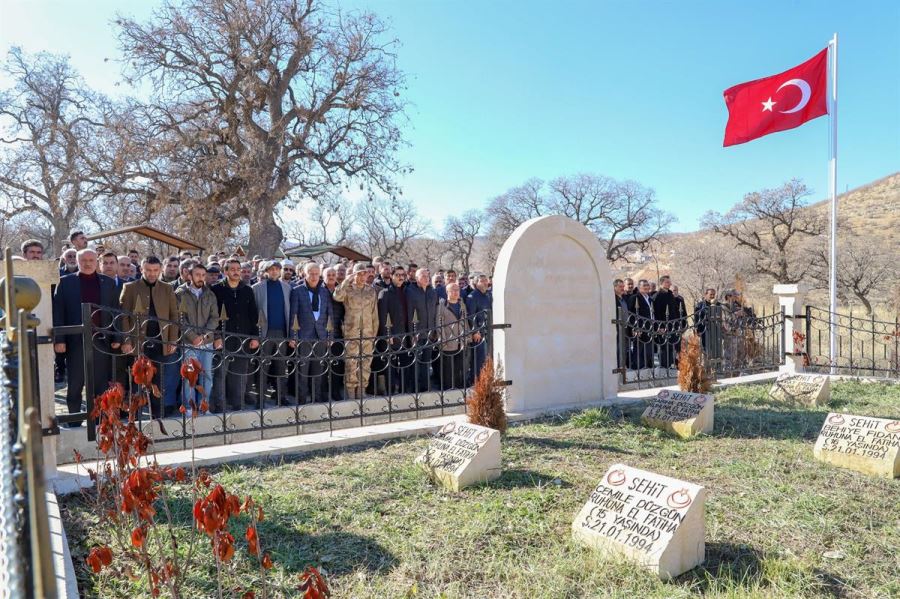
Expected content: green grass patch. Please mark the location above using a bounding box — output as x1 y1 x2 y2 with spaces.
62 381 900 598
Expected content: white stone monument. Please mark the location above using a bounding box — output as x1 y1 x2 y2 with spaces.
13 260 60 478
768 372 830 406
813 413 900 478
572 464 706 579
641 390 714 439
493 216 618 416
416 421 501 491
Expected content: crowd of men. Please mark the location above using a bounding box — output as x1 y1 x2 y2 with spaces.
613 275 758 372
18 233 495 426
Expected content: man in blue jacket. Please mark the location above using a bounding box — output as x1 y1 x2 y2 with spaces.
465 274 493 382
290 262 334 403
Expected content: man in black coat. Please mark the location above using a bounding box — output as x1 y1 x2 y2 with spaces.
628 279 655 370
323 266 345 402
378 266 412 393
613 278 632 370
211 258 260 411
405 267 438 392
52 249 121 426
651 275 679 369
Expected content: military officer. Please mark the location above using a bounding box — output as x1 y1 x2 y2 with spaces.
333 263 379 399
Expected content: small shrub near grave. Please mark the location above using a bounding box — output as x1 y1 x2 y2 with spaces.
678 335 713 394
467 357 508 434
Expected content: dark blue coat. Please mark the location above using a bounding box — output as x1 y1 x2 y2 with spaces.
290 282 333 340
52 272 121 345
465 288 492 333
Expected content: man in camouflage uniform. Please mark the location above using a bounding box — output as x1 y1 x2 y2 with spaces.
333 263 378 399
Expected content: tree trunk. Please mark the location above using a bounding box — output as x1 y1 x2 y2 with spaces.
246 200 284 258
855 292 873 316
50 218 70 257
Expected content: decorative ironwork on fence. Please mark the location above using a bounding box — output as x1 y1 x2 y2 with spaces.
0 249 57 599
805 306 900 378
60 301 500 447
613 303 785 389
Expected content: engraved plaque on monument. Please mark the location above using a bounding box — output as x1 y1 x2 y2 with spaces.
641 390 714 439
415 421 501 491
813 413 900 478
768 373 830 406
572 464 706 579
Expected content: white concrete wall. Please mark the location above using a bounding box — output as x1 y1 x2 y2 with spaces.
493 215 618 414
13 260 60 479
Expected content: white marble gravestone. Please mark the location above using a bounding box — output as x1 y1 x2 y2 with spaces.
768 373 830 406
572 464 706 579
813 413 900 478
641 390 714 439
416 421 501 491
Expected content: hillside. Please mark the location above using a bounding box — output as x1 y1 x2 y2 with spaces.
618 172 900 311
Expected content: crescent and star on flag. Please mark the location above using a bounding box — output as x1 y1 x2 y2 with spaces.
761 79 812 113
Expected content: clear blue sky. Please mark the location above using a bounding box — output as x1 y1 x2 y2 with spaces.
2 0 898 232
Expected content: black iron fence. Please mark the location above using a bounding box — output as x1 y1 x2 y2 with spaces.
57 302 499 446
614 303 785 388
805 306 900 378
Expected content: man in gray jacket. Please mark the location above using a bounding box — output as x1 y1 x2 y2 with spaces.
252 261 293 404
175 263 220 412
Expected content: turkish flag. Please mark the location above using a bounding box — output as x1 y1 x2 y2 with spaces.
723 48 829 147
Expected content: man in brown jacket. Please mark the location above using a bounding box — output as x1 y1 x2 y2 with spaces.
120 256 181 416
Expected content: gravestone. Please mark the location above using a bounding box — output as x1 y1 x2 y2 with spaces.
641 390 714 439
493 215 618 415
416 421 501 491
768 373 830 406
572 464 706 579
813 413 900 478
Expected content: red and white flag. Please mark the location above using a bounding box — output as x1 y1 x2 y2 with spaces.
722 48 828 147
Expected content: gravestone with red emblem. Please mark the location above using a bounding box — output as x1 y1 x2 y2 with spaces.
641 390 714 439
768 373 830 406
572 464 706 579
415 421 501 491
813 413 900 478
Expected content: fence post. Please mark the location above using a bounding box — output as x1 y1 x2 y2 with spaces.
773 283 809 374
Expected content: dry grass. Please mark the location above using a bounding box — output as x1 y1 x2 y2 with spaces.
62 380 900 598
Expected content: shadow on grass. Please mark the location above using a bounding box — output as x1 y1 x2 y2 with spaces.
504 435 635 454
488 468 571 490
712 403 828 441
677 542 849 598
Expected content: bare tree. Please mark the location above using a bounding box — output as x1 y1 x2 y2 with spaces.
114 0 407 256
484 174 674 263
669 234 754 306
701 179 826 284
356 196 427 260
0 48 108 254
281 194 359 248
809 235 896 315
443 209 483 274
405 236 447 270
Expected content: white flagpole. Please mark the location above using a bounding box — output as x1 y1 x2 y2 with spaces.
828 33 838 374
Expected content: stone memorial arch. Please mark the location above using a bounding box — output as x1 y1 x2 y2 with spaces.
493 215 618 414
